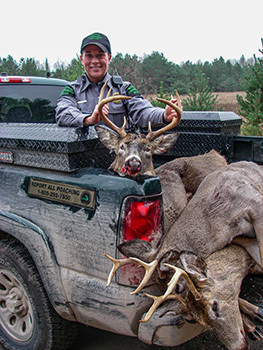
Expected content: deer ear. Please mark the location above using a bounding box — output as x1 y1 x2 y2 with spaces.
118 239 154 262
179 252 207 283
153 132 179 155
95 125 119 152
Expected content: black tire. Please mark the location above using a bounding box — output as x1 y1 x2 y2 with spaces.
0 239 78 350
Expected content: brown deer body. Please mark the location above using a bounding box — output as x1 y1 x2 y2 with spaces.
106 161 263 350
119 161 263 269
155 150 227 231
97 82 263 349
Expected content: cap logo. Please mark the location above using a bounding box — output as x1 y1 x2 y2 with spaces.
88 33 103 41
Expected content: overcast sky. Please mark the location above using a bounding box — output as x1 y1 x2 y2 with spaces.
1 0 262 68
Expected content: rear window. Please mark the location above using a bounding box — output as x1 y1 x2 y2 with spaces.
0 84 65 123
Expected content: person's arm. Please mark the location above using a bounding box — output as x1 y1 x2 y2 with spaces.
83 103 109 126
121 83 180 129
55 85 109 127
55 94 89 127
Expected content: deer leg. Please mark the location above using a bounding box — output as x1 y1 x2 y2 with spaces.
239 298 263 324
233 238 263 270
242 313 263 341
253 219 263 270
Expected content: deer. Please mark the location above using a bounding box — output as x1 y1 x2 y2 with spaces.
104 161 263 350
95 80 182 178
105 242 263 350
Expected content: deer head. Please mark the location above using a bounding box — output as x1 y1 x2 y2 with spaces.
95 81 182 177
105 245 263 350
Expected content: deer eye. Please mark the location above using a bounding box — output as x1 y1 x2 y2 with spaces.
145 146 151 153
212 301 218 313
120 144 125 151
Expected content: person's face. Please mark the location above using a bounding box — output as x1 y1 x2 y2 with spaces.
80 45 111 83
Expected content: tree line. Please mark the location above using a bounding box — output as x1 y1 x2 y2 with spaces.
0 52 256 95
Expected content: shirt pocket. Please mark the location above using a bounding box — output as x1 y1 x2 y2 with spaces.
109 100 126 115
77 100 96 115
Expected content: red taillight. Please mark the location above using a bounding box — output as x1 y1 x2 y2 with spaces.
0 77 31 83
123 200 161 242
117 196 163 287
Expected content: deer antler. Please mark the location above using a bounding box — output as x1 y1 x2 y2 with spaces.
104 253 158 294
140 263 201 323
98 82 182 140
147 89 183 141
98 80 131 138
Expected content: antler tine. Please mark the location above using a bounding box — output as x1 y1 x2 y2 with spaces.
98 79 112 104
140 263 201 323
98 80 131 138
147 89 182 141
141 292 186 323
104 253 131 286
164 263 202 301
104 254 158 293
130 259 158 295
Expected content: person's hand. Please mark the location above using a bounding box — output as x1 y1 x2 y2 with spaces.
84 103 109 126
163 98 182 122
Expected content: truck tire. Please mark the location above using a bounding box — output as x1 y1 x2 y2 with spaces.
0 239 78 350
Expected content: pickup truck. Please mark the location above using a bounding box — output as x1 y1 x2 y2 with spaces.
0 75 262 350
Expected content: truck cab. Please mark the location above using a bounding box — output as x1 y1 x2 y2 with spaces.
0 74 67 123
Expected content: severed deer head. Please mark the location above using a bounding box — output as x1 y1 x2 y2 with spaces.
95 80 182 177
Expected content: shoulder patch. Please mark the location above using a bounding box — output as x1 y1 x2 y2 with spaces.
60 85 75 98
126 84 141 97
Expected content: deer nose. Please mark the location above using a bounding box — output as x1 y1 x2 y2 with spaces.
124 157 142 175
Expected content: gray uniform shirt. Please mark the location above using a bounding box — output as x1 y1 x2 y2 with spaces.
55 73 166 129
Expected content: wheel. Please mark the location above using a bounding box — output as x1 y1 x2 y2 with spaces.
0 239 78 350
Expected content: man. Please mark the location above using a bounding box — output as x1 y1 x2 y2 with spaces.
55 32 178 129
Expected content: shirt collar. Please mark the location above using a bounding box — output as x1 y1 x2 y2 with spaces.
80 73 112 93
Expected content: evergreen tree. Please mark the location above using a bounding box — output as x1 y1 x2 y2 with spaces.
149 81 171 107
109 53 145 93
183 73 218 111
53 56 83 81
19 58 39 76
0 55 19 75
237 43 263 136
141 52 176 94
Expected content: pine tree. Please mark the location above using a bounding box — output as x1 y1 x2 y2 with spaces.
237 39 263 135
183 73 218 111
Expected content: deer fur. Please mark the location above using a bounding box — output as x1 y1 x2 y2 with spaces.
174 245 260 350
106 157 263 349
155 150 227 232
95 125 179 177
120 161 263 270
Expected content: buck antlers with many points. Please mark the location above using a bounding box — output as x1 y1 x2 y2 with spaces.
95 81 182 177
97 80 182 140
104 253 201 323
105 245 263 350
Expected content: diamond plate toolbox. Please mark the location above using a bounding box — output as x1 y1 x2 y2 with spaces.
0 111 242 172
0 123 114 172
157 111 242 160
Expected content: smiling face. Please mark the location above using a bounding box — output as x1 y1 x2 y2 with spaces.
80 44 111 83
